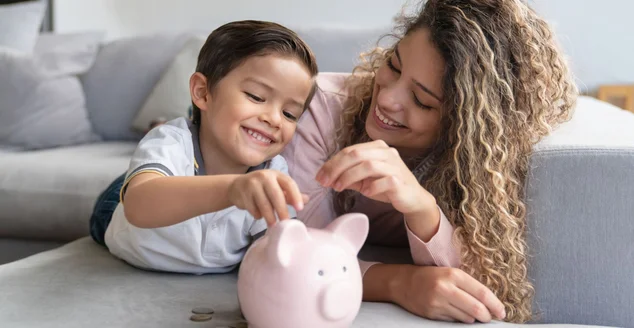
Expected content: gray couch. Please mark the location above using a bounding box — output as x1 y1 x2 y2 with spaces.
1 28 633 328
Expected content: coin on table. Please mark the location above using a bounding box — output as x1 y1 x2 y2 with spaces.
189 313 213 322
191 307 215 315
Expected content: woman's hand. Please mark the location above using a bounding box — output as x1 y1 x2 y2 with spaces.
315 140 434 215
228 170 308 227
391 265 506 323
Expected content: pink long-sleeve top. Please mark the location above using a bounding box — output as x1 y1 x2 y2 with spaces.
281 73 461 275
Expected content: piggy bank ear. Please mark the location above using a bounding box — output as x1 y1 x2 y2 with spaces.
325 213 369 254
267 219 309 267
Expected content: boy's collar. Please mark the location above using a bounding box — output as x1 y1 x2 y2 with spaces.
188 120 207 176
187 120 269 176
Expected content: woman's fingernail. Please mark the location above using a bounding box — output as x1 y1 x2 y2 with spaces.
333 182 342 191
296 202 304 211
316 171 325 183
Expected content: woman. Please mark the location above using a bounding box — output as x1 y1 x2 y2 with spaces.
91 0 576 323
281 0 576 323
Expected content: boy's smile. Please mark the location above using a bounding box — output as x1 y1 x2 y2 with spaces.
242 126 275 145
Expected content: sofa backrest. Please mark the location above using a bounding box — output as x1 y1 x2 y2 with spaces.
526 96 634 326
80 27 390 141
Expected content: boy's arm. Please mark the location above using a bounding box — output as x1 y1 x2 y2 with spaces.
120 120 242 229
123 172 240 228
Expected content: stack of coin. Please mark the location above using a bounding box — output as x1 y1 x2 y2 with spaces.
188 306 249 327
189 307 214 322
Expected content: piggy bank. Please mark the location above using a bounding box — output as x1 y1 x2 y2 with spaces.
237 213 369 328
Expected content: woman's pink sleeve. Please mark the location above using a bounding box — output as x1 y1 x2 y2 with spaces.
359 208 461 275
405 207 461 267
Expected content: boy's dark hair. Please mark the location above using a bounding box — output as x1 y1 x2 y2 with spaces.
192 20 319 125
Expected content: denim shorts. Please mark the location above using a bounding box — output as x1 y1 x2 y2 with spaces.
89 173 126 247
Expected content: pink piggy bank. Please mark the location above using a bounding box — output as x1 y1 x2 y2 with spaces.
237 213 369 328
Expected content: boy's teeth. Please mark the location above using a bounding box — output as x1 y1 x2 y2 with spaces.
246 129 272 143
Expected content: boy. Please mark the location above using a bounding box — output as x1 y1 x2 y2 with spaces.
99 20 318 274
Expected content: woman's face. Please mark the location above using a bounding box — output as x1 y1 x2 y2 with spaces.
365 28 445 159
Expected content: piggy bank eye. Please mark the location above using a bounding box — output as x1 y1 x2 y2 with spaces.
343 266 347 273
318 270 324 276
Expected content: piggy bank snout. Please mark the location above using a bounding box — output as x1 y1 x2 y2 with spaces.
320 281 360 321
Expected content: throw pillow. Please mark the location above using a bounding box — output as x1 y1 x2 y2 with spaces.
80 33 191 141
131 36 205 132
0 0 47 52
34 31 105 76
0 32 104 150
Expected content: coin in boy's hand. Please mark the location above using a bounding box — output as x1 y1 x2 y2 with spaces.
191 307 215 315
189 313 213 322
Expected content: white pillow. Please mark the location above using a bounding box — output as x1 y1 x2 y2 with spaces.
0 32 104 150
132 36 205 132
0 0 47 52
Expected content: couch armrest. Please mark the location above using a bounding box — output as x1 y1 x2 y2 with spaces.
526 96 634 327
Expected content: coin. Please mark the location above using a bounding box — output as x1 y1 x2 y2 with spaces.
191 307 215 315
189 313 213 322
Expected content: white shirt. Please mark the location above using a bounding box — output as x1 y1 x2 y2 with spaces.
104 117 293 274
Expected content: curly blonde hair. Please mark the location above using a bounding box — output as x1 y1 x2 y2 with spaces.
335 0 577 323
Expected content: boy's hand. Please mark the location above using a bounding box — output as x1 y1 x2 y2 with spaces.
228 170 308 227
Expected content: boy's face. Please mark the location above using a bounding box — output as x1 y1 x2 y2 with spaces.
191 55 314 168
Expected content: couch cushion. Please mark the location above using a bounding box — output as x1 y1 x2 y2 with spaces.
0 142 136 241
34 31 105 77
0 32 103 150
131 36 204 132
0 238 600 328
81 34 191 141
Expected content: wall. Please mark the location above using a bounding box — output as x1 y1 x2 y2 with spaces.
53 0 411 40
530 0 634 93
53 0 632 92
